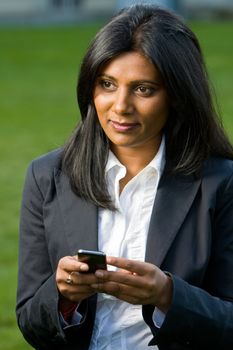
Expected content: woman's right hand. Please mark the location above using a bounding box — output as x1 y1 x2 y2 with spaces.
56 255 99 303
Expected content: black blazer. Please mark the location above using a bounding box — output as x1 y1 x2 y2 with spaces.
16 149 233 350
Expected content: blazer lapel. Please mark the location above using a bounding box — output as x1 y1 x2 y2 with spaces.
145 171 201 267
54 167 200 264
54 169 98 255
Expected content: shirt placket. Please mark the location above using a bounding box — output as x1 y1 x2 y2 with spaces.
126 177 143 261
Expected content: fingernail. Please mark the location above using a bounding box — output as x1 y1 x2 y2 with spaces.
80 264 88 271
95 270 104 278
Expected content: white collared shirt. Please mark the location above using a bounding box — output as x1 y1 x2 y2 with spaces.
89 138 165 350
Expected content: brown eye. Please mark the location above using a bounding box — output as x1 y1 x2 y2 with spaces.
135 85 155 97
103 81 111 88
139 86 148 93
99 80 116 91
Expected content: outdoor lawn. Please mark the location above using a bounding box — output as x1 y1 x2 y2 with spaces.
0 20 233 349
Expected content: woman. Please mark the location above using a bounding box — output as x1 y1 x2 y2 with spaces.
16 5 233 350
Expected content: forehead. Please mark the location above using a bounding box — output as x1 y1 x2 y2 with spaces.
98 51 161 81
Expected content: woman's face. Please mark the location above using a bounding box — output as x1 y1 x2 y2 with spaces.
93 51 169 155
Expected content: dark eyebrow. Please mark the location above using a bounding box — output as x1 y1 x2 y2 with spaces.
97 74 162 87
96 74 116 81
132 80 162 87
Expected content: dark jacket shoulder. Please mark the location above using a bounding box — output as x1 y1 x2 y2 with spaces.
204 156 233 173
202 157 233 182
25 148 63 198
30 148 63 177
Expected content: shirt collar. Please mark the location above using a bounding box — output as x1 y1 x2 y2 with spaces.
105 136 166 177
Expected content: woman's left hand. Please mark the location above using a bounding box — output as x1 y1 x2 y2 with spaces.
91 256 173 313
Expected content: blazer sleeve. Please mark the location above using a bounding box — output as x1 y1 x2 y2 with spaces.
143 172 233 349
16 161 92 350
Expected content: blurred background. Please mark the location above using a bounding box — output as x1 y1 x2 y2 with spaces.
0 0 233 25
0 0 232 349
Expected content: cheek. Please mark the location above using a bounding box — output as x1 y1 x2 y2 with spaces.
94 94 111 116
142 111 168 136
93 96 101 115
143 102 169 125
94 99 108 129
153 97 170 122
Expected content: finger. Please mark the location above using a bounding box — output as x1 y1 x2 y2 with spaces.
70 272 100 286
58 256 89 273
61 287 96 303
91 281 148 304
64 284 94 294
95 269 141 287
58 271 100 286
58 278 98 302
106 256 153 275
91 281 122 294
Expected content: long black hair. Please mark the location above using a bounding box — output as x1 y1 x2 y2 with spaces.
62 5 233 209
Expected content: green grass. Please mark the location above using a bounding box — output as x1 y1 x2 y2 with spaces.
0 21 233 349
0 23 102 350
190 21 233 133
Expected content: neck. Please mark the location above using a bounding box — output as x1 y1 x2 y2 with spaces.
110 138 162 192
111 139 161 173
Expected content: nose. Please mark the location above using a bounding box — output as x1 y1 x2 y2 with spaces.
112 88 134 116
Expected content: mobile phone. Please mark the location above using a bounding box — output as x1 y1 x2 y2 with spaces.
77 249 107 273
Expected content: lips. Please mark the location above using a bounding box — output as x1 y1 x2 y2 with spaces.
110 120 140 132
